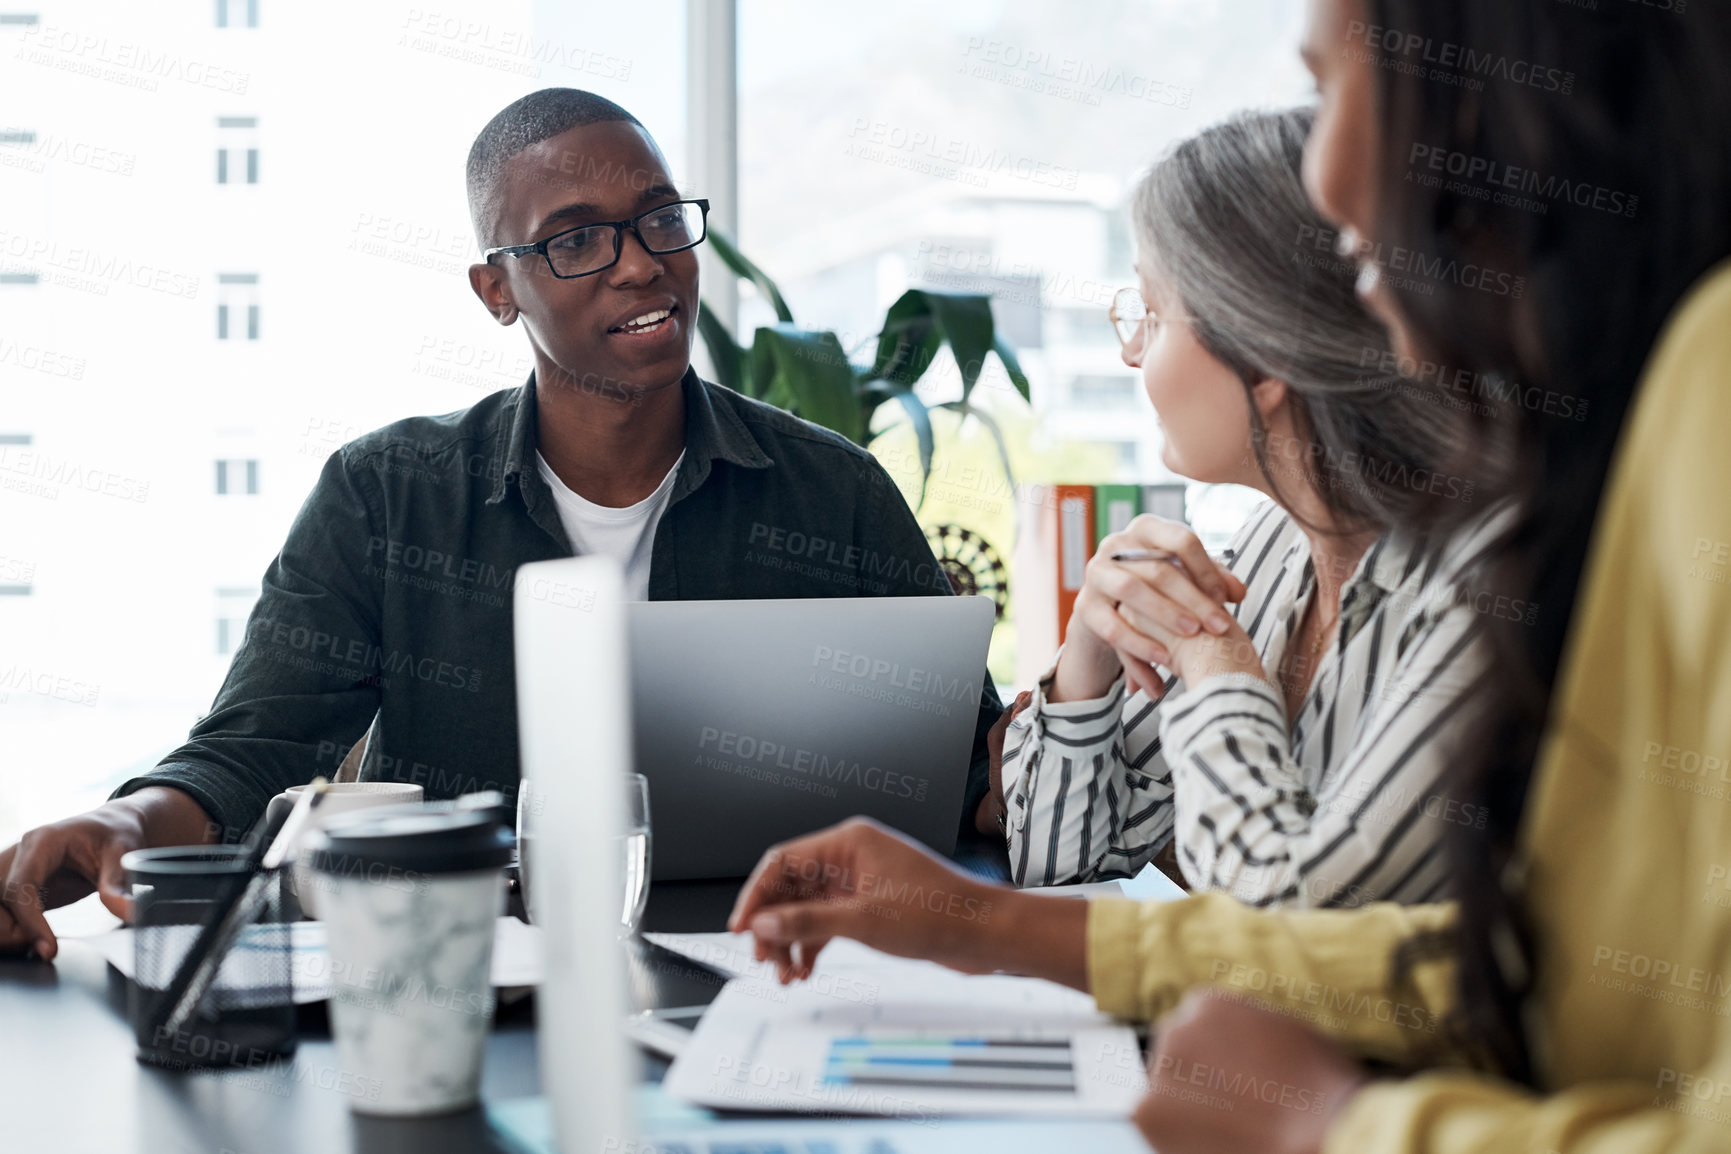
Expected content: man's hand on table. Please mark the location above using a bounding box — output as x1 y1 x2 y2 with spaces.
0 786 218 961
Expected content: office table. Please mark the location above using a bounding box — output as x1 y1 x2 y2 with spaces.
0 843 1017 1154
0 882 742 1154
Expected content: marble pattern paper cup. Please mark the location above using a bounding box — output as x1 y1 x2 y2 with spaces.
263 781 423 918
305 808 513 1116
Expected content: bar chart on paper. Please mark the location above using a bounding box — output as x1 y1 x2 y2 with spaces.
822 1032 1077 1094
663 953 1151 1118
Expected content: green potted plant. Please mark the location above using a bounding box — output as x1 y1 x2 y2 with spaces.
696 230 1029 506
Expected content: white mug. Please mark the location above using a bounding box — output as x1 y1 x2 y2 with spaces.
264 782 423 918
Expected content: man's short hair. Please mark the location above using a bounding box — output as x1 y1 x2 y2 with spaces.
466 88 643 248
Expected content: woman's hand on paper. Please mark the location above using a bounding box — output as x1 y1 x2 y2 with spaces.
729 817 1089 990
729 817 1005 982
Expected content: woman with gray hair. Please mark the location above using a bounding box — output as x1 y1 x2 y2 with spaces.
992 106 1499 906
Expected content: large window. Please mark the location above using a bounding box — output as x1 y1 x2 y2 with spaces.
0 0 683 848
3 0 1300 848
737 0 1313 683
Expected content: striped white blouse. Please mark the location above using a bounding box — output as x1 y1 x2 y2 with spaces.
1001 500 1507 908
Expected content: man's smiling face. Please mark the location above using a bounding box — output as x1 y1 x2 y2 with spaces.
476 119 699 395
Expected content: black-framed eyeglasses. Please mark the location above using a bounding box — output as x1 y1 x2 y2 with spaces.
484 198 710 279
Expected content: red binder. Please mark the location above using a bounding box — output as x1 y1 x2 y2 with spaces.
1053 485 1096 646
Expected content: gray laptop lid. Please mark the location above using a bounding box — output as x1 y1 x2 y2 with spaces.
627 596 995 880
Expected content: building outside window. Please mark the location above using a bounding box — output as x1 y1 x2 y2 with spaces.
216 273 260 340
215 0 258 30
215 116 259 184
215 458 259 495
214 587 258 655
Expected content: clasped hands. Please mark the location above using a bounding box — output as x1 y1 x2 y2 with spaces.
1063 515 1262 701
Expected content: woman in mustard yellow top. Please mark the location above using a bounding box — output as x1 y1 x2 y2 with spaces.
730 1 1731 1151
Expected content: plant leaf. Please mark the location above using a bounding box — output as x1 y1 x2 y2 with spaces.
920 291 997 401
696 299 746 396
748 330 789 407
755 325 865 444
993 336 1031 403
868 291 942 387
937 400 1016 494
879 387 935 509
707 229 795 324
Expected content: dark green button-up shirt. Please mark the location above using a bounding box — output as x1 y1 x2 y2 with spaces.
117 370 1001 850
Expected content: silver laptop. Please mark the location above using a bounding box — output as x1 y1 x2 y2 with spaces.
515 558 1148 1154
627 595 995 880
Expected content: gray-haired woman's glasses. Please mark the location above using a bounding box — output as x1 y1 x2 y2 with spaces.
484 198 710 279
1109 286 1149 349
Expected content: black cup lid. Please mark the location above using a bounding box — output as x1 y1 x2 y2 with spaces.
304 808 513 876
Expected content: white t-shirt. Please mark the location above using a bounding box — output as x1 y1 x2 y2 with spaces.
535 451 685 601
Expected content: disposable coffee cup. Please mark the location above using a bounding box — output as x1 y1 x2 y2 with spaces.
305 807 512 1116
263 781 423 918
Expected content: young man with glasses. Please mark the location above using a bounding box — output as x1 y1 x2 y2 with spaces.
0 88 1003 962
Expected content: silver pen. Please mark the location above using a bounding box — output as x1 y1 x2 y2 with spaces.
1109 548 1180 563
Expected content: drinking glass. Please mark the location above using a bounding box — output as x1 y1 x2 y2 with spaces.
515 777 539 924
620 774 651 938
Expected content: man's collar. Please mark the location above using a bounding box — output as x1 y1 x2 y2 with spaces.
486 366 772 507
